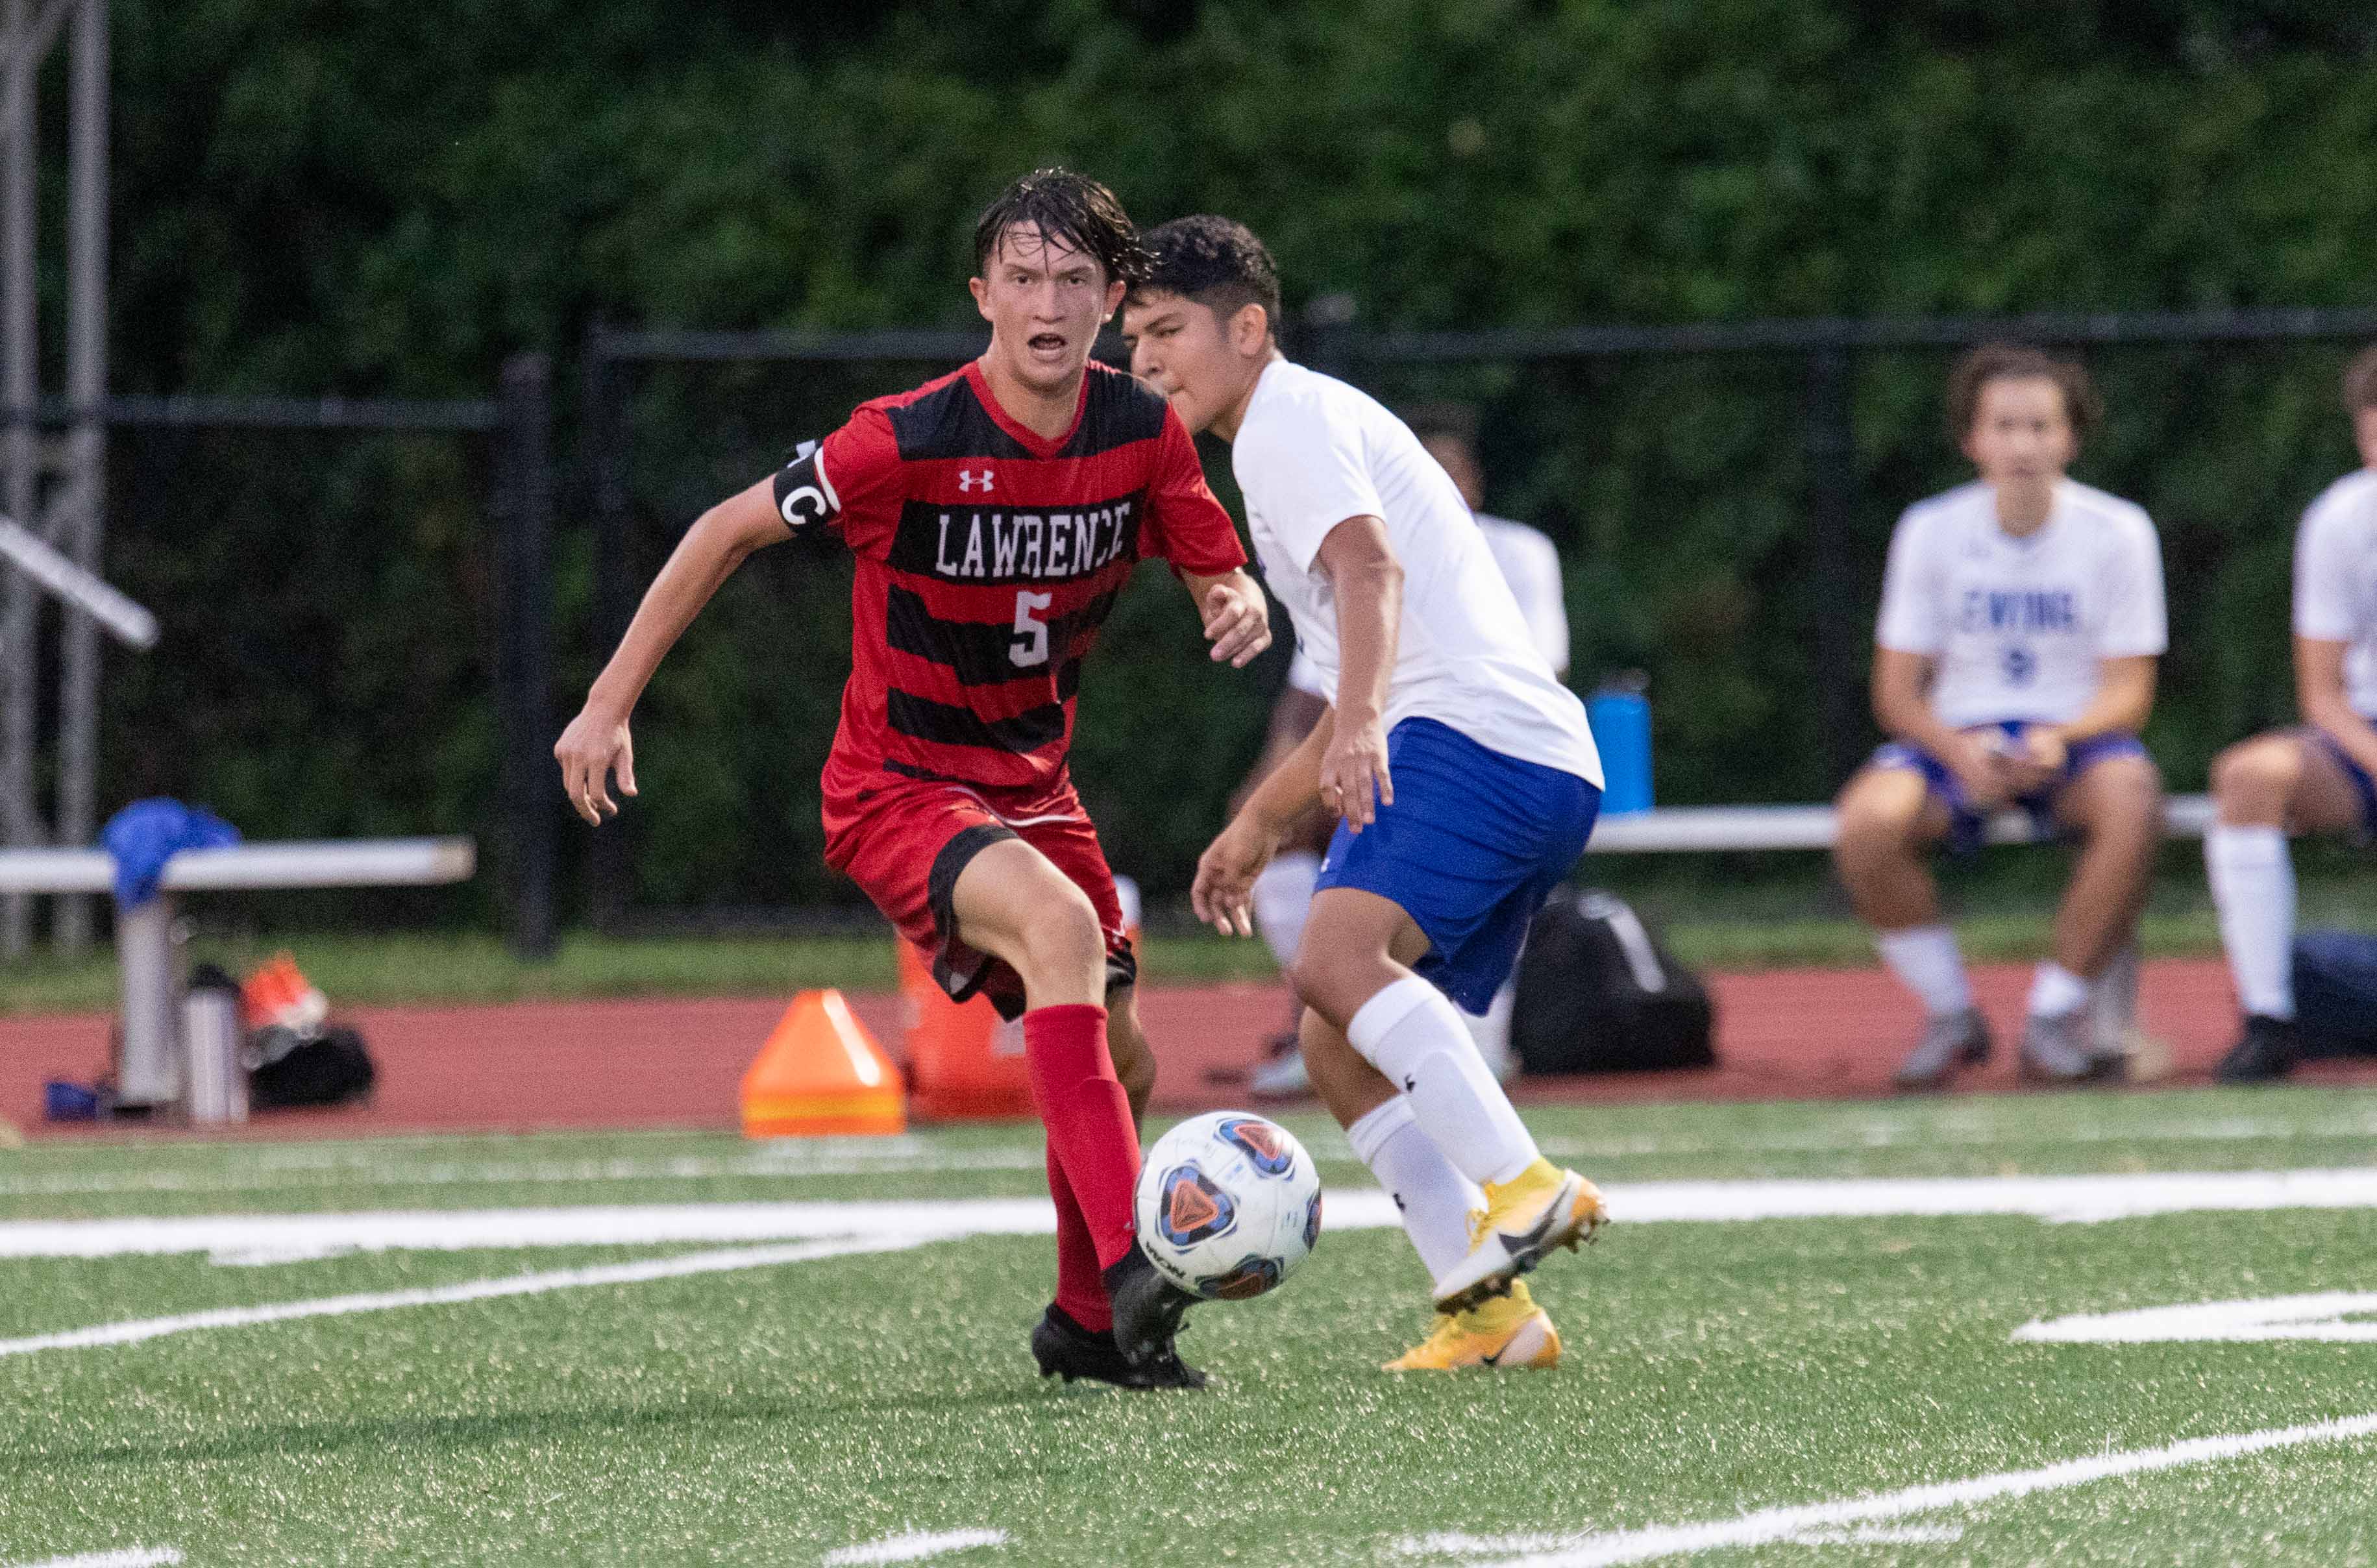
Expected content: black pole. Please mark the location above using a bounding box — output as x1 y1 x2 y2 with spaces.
1805 343 1866 791
582 325 634 932
496 352 558 959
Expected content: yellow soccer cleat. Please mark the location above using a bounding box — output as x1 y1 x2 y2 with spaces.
1432 1158 1607 1314
1383 1282 1561 1372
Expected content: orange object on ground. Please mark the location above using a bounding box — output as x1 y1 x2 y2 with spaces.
900 875 1141 1122
739 989 906 1138
900 940 1035 1121
241 951 327 1032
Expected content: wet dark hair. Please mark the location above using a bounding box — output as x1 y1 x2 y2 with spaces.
2345 344 2377 415
973 167 1148 286
1946 343 2102 443
1129 215 1283 337
1403 402 1480 448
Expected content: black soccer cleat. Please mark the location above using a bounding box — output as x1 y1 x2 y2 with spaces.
2217 1015 2300 1084
1030 1303 1150 1389
1103 1243 1209 1390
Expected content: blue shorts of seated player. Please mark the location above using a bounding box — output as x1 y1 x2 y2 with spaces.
2299 724 2377 844
1313 717 1601 1014
1869 720 2146 857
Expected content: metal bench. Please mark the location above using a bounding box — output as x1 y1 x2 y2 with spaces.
1583 794 2214 853
0 837 475 1109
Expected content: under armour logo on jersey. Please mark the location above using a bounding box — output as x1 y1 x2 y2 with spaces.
957 468 995 493
2002 644 2038 685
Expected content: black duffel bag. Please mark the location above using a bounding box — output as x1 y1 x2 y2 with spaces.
1512 887 1716 1074
248 1023 377 1109
2289 930 2377 1059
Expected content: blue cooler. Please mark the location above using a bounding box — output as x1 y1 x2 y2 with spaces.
1586 683 1653 815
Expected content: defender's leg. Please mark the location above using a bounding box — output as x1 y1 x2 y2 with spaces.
1296 886 1602 1314
952 840 1200 1390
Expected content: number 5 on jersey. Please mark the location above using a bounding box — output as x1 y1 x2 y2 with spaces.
1012 590 1053 668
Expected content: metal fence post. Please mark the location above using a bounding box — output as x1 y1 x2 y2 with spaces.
496 351 556 958
0 0 40 959
1805 343 1866 790
54 0 108 952
582 324 632 931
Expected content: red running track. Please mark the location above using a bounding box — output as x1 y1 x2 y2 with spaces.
5 957 2373 1141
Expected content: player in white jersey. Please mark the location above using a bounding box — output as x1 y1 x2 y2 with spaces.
2202 346 2377 1081
1834 345 2168 1090
1123 215 1607 1373
1241 404 1571 1096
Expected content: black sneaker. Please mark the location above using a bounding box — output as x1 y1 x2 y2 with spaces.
2217 1015 2300 1084
1030 1303 1149 1389
1103 1243 1208 1390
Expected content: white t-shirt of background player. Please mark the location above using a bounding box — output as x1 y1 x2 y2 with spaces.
2293 469 2377 718
1285 511 1570 694
1234 358 1601 785
1875 479 2167 730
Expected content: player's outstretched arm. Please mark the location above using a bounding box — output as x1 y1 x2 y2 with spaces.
1194 707 1336 937
1181 567 1272 668
554 478 791 826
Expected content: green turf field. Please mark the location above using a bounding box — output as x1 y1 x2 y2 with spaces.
5 1090 2377 1565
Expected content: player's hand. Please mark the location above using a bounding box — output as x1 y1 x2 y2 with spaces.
2003 725 2066 795
1192 814 1279 937
1944 730 2011 812
554 703 637 826
1320 715 1393 833
1200 577 1272 668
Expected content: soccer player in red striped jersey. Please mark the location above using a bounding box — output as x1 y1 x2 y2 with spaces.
556 170 1269 1389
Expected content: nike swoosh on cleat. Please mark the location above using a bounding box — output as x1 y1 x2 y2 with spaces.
1497 1181 1581 1259
1480 1349 1504 1367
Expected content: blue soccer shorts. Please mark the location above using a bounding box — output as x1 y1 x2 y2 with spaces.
1312 717 1602 1014
1869 719 2146 856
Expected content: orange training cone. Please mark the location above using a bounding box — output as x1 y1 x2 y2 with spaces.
900 940 1035 1121
740 989 906 1138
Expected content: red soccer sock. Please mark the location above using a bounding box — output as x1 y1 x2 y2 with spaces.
1024 1003 1141 1271
1046 1140 1111 1332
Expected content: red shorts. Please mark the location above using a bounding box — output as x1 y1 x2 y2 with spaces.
823 770 1135 1020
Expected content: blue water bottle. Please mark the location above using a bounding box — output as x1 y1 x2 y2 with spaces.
1585 674 1653 815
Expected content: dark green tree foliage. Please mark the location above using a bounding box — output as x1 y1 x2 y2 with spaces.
69 0 2377 916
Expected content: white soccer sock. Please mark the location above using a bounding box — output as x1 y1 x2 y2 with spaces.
1461 980 1518 1083
1346 1095 1484 1290
1875 925 1973 1017
1347 976 1540 1188
2206 824 2296 1020
1251 851 1321 970
2026 961 2090 1019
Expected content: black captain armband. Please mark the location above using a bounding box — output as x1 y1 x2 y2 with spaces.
771 440 842 539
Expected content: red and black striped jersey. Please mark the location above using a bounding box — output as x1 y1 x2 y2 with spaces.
772 359 1246 798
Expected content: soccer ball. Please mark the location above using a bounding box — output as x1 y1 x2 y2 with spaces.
1133 1110 1322 1301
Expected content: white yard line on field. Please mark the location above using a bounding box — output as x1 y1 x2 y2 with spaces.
12 1107 2374 1201
1466 1411 2377 1567
0 1141 1052 1199
12 1168 2377 1264
0 1235 951 1360
3 1551 182 1568
2014 1291 2377 1344
0 1199 1055 1264
822 1528 1008 1564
